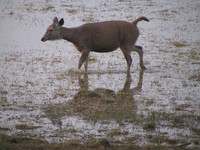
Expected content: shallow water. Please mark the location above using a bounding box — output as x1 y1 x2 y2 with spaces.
0 0 200 148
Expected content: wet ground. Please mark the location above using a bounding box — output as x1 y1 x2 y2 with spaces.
0 0 200 149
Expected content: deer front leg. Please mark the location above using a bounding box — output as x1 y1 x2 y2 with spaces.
78 50 90 71
84 56 89 72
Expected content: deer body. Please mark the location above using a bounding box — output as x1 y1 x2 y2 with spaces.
41 17 149 72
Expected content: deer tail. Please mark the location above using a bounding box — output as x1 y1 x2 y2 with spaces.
132 16 149 25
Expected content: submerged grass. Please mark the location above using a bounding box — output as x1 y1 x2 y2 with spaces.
0 134 194 150
143 112 158 130
189 73 200 81
15 124 41 130
172 41 188 47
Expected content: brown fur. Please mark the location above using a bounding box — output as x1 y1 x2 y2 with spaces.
41 17 149 72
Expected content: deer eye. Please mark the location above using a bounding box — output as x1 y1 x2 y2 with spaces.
49 29 53 32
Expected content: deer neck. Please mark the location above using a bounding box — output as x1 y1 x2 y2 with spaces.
60 27 77 42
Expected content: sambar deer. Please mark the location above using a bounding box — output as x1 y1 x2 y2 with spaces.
41 17 149 72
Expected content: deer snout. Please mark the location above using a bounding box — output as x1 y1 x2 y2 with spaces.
41 37 45 42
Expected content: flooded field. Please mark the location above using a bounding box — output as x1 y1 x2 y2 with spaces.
0 0 200 149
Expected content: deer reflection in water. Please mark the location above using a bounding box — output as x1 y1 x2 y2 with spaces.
44 71 144 127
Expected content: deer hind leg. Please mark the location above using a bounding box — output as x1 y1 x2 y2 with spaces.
78 50 90 72
134 45 146 70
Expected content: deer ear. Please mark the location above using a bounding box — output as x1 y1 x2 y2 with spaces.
59 18 64 26
53 17 58 23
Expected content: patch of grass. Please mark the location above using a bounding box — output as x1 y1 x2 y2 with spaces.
51 57 62 63
0 88 8 95
63 139 79 147
89 55 98 63
66 9 78 14
42 5 55 12
149 136 180 145
0 97 7 103
197 116 200 122
115 112 125 123
56 71 69 80
0 133 195 150
86 138 110 148
82 15 95 22
52 86 68 98
0 127 9 131
145 98 155 106
33 57 44 62
0 134 53 150
190 128 200 135
61 4 73 7
175 104 190 111
15 124 41 130
89 109 101 122
108 129 128 137
66 128 77 133
189 49 200 60
143 112 157 130
143 122 156 130
189 73 200 81
172 115 184 127
172 41 188 47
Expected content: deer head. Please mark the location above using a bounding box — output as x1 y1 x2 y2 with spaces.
41 17 64 42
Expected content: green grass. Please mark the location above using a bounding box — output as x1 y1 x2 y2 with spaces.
15 124 41 130
143 112 157 130
143 122 156 130
0 134 192 150
172 41 188 47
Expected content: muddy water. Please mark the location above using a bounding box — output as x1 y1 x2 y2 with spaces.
0 0 200 148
